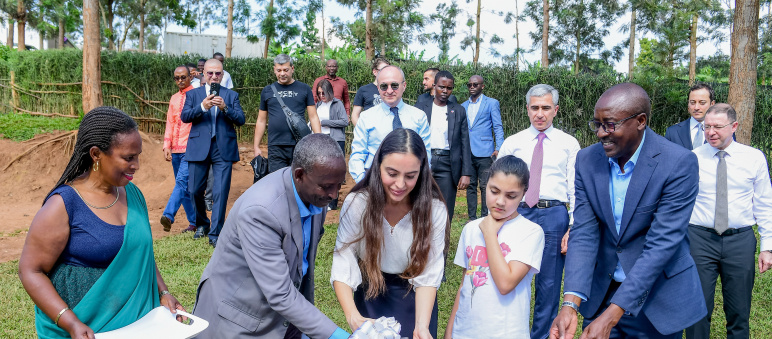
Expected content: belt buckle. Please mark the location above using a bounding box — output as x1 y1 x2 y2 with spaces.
537 200 548 208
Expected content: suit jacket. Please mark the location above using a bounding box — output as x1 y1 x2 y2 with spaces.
416 99 473 183
191 168 337 339
181 85 246 162
461 94 504 157
415 92 457 107
664 119 692 149
565 128 706 335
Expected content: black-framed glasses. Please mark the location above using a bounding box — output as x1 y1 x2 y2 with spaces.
588 112 644 133
173 76 189 81
379 82 401 91
206 71 223 77
704 122 733 131
467 82 481 88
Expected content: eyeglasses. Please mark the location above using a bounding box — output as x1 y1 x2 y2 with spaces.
379 82 401 91
173 76 188 81
588 112 644 133
206 71 223 77
467 83 481 88
704 122 733 131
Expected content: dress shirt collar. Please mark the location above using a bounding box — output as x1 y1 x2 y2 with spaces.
469 94 483 104
291 177 323 218
608 131 646 172
707 139 737 157
689 116 702 130
528 124 555 140
380 99 405 115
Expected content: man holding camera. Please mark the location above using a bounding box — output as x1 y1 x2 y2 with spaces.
254 54 321 173
181 58 246 248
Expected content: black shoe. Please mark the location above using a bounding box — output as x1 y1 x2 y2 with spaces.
209 238 217 248
160 216 172 232
205 200 213 212
193 226 207 239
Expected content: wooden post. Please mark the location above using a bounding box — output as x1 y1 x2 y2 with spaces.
82 0 103 113
10 70 18 111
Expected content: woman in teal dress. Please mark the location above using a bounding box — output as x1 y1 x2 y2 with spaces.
18 107 184 339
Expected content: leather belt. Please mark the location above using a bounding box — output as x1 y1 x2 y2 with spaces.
519 199 568 209
431 149 450 156
689 224 752 236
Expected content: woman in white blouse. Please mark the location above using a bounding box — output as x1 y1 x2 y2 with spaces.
332 128 448 339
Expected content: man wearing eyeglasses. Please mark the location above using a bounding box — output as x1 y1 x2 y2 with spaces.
349 65 431 183
415 70 471 222
551 83 706 339
461 75 504 221
665 83 715 150
181 58 246 248
415 67 457 107
312 59 351 115
498 84 579 339
685 103 772 339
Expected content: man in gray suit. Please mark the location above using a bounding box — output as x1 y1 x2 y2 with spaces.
192 134 350 339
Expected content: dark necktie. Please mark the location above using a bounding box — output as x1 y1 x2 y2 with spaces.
390 106 402 130
715 150 728 235
525 132 546 207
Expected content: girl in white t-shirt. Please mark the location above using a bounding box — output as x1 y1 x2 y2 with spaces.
445 155 545 339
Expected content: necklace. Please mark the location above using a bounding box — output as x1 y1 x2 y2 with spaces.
71 185 120 209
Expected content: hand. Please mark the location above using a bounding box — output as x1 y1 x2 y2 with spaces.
760 251 772 273
579 304 624 339
65 319 95 339
549 306 578 339
345 312 373 332
163 148 172 161
457 175 471 190
202 94 216 110
492 150 499 158
211 96 226 111
254 147 263 158
479 215 508 237
561 228 570 254
160 293 187 322
413 326 433 339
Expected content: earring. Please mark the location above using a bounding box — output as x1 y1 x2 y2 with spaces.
93 161 99 172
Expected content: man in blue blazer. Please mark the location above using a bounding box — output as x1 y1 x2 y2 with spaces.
461 75 504 220
664 83 715 150
551 83 706 338
181 59 246 247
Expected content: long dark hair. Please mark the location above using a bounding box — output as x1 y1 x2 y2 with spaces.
45 106 138 202
345 128 447 299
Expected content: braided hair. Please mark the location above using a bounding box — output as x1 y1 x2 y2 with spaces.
46 106 138 202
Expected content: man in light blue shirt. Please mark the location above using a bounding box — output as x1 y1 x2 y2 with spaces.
349 65 431 182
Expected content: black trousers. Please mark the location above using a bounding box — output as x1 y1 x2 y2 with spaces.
431 153 457 222
268 144 296 173
686 225 756 339
466 155 492 220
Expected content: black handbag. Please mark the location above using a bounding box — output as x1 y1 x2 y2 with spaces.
271 84 312 142
249 155 270 183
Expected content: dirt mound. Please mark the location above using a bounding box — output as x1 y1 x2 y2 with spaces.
0 132 362 263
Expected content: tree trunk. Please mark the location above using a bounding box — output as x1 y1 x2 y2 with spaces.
689 14 698 86
727 0 759 145
380 40 385 57
119 18 135 51
139 9 145 52
365 0 374 61
39 30 43 50
474 0 481 65
628 8 636 80
321 2 325 60
263 0 274 58
58 19 65 49
574 32 580 74
16 0 25 51
106 0 115 50
541 0 549 67
515 0 520 69
83 0 103 113
6 17 13 48
226 0 234 57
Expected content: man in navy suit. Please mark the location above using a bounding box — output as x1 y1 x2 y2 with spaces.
664 83 715 150
550 83 706 338
461 75 504 221
181 59 246 248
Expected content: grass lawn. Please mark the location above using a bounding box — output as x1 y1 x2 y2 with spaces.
2 198 772 338
0 112 80 141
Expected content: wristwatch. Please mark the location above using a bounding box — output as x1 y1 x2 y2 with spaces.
561 300 580 314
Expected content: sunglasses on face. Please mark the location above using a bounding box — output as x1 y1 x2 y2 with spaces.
467 83 481 88
173 76 188 81
206 71 223 77
588 112 644 133
379 82 401 91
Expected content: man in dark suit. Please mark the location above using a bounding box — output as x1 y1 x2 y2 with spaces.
550 83 706 338
416 70 472 221
665 83 715 150
181 58 246 247
192 134 350 339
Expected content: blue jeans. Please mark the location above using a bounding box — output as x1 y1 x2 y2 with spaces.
162 153 196 225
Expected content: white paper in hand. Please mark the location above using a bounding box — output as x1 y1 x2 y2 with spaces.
95 306 208 339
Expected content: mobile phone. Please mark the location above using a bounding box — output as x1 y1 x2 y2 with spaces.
210 83 221 97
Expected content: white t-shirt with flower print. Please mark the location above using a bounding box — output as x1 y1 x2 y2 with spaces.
451 215 545 339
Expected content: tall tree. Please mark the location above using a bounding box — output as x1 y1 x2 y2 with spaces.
727 0 759 144
257 0 301 58
83 0 102 112
300 0 322 53
424 0 459 62
226 0 233 57
41 0 81 49
541 0 549 67
14 0 33 50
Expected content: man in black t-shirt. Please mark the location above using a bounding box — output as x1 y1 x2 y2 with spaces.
351 57 390 125
254 54 321 173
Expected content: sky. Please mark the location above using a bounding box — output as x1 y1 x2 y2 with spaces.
165 0 735 74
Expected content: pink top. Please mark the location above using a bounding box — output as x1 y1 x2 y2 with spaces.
163 86 194 153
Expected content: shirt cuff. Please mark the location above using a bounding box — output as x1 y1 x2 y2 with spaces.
329 327 350 339
565 291 587 302
200 103 206 112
